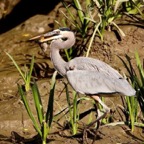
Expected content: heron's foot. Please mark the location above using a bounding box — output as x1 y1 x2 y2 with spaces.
82 109 109 144
82 116 100 144
82 126 98 144
82 107 109 132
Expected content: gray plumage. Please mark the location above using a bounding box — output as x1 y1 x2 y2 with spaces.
67 57 135 96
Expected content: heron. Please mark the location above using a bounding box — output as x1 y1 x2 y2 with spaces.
30 27 136 127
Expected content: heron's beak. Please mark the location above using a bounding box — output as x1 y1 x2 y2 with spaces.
29 30 62 43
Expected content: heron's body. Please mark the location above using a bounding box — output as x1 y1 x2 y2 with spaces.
52 55 135 96
30 27 136 126
68 57 135 96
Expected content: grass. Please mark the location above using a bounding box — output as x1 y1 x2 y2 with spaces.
62 0 90 38
19 71 57 144
59 0 92 59
7 53 57 144
124 0 144 16
64 83 79 135
120 51 144 131
60 0 143 58
135 52 144 117
6 52 34 92
120 91 139 132
93 0 125 39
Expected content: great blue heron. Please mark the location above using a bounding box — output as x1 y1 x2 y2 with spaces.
30 27 136 126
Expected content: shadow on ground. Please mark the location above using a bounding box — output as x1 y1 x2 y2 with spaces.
0 0 60 34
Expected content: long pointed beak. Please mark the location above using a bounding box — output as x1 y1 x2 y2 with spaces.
29 30 62 43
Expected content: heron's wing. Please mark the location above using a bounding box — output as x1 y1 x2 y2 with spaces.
66 70 135 96
67 57 135 96
68 57 122 79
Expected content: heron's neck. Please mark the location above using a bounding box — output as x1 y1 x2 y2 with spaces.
50 47 67 76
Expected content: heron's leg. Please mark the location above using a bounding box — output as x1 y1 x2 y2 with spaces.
83 96 110 143
92 96 110 113
87 95 110 128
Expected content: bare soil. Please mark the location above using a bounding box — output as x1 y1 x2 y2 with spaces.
0 1 144 144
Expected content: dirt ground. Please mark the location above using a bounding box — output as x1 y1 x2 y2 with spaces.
0 1 144 144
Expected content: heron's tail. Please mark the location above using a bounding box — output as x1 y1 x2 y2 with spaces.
116 79 136 96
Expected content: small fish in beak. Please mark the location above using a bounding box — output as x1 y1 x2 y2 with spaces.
29 29 62 43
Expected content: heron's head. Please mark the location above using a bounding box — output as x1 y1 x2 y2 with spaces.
30 28 75 50
30 27 75 43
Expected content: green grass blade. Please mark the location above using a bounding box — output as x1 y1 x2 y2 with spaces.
121 51 144 130
126 95 139 132
135 51 144 86
65 84 71 108
27 56 34 85
72 91 78 135
73 0 84 24
118 55 135 79
62 1 81 30
65 83 74 131
64 49 71 61
18 85 42 136
46 71 57 127
31 80 44 125
6 52 26 83
135 51 144 117
42 121 49 144
65 83 79 135
126 97 134 131
114 0 129 13
86 21 101 57
25 56 35 91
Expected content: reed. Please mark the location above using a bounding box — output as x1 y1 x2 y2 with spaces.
120 51 144 131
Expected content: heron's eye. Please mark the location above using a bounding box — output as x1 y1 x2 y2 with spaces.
61 37 68 41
